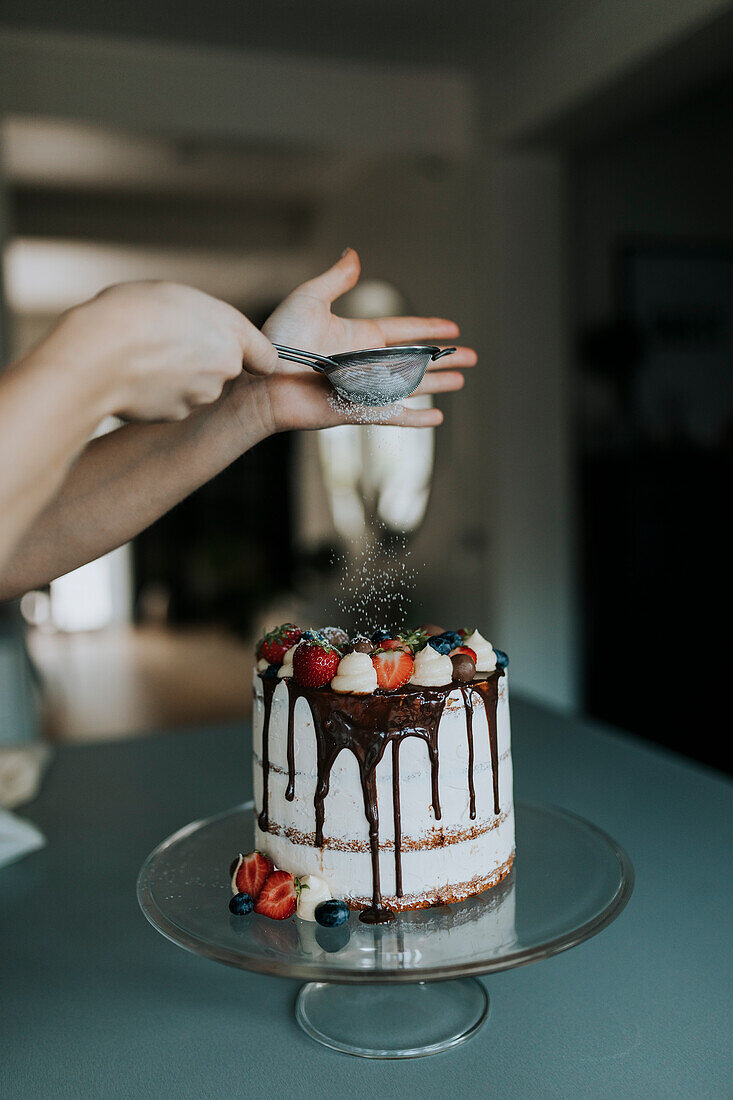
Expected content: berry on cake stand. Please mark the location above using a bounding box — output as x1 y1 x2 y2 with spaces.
137 800 633 1059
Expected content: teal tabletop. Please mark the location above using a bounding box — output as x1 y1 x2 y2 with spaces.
1 699 731 1098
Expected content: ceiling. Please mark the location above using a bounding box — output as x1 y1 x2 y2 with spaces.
0 0 548 68
1 117 361 200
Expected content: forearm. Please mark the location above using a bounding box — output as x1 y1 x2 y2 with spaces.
0 347 114 583
0 381 271 599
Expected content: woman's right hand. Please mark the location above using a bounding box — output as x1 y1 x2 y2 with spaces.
45 281 279 422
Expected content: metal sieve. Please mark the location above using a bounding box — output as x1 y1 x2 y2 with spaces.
273 343 457 407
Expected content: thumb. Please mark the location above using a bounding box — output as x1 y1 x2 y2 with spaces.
239 320 280 377
300 248 361 303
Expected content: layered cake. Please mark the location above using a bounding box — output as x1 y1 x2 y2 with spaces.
252 624 514 923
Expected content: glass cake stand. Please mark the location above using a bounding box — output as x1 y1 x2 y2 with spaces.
137 800 633 1059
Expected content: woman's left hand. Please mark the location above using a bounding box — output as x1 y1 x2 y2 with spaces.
250 249 476 432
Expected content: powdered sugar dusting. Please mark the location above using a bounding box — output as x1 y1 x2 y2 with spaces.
331 529 421 633
327 389 403 423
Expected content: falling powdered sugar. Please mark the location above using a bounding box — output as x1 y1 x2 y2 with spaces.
331 530 421 633
327 389 404 424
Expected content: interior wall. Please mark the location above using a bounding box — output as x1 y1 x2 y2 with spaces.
572 79 733 328
0 29 472 157
483 150 577 711
479 0 733 141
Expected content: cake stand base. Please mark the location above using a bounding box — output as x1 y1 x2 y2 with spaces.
295 978 489 1059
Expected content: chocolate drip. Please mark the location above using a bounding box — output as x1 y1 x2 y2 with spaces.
256 676 278 831
467 677 501 816
392 739 403 898
460 687 477 819
259 670 503 918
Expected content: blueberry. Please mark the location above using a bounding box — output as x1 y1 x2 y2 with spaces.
428 634 453 655
442 631 463 648
495 648 509 669
229 892 253 915
371 628 392 644
315 899 350 927
262 664 278 680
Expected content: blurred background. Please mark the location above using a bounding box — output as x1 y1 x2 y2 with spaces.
0 1 730 771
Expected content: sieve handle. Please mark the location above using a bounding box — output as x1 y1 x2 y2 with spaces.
430 347 457 361
273 343 335 374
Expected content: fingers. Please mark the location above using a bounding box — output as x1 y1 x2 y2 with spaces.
299 248 362 304
374 316 460 345
388 406 444 428
425 345 477 370
414 370 466 396
330 401 444 428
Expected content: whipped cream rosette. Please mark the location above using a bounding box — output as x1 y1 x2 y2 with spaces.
330 651 378 694
464 630 497 673
410 644 454 687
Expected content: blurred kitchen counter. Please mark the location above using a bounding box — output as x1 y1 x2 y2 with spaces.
28 623 252 741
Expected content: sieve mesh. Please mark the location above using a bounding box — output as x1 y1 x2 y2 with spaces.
273 343 456 407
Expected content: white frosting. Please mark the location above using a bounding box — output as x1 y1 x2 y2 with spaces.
410 644 453 687
277 642 300 679
230 853 243 894
252 675 514 906
330 651 378 694
464 630 497 673
296 874 332 921
256 658 269 672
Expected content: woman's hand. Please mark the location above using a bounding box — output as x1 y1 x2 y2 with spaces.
48 281 279 422
256 249 476 432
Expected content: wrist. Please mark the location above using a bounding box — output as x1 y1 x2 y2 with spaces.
227 376 278 440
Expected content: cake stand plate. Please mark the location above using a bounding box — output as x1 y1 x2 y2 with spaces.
137 801 633 1059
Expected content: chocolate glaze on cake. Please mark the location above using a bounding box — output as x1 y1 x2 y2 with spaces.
256 669 505 923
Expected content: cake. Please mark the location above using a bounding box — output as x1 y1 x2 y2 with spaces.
252 625 514 923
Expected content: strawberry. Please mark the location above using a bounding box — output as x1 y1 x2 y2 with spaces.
372 647 414 691
380 638 409 651
231 851 274 899
450 645 477 662
293 638 341 688
258 623 302 666
254 870 302 920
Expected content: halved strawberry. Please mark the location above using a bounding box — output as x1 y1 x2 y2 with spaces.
258 623 302 666
254 870 301 920
231 851 274 899
372 647 414 690
293 638 341 688
449 645 477 662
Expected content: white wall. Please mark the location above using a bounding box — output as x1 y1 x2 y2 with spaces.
482 150 578 709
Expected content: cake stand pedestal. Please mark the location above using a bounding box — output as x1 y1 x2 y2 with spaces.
137 801 633 1059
